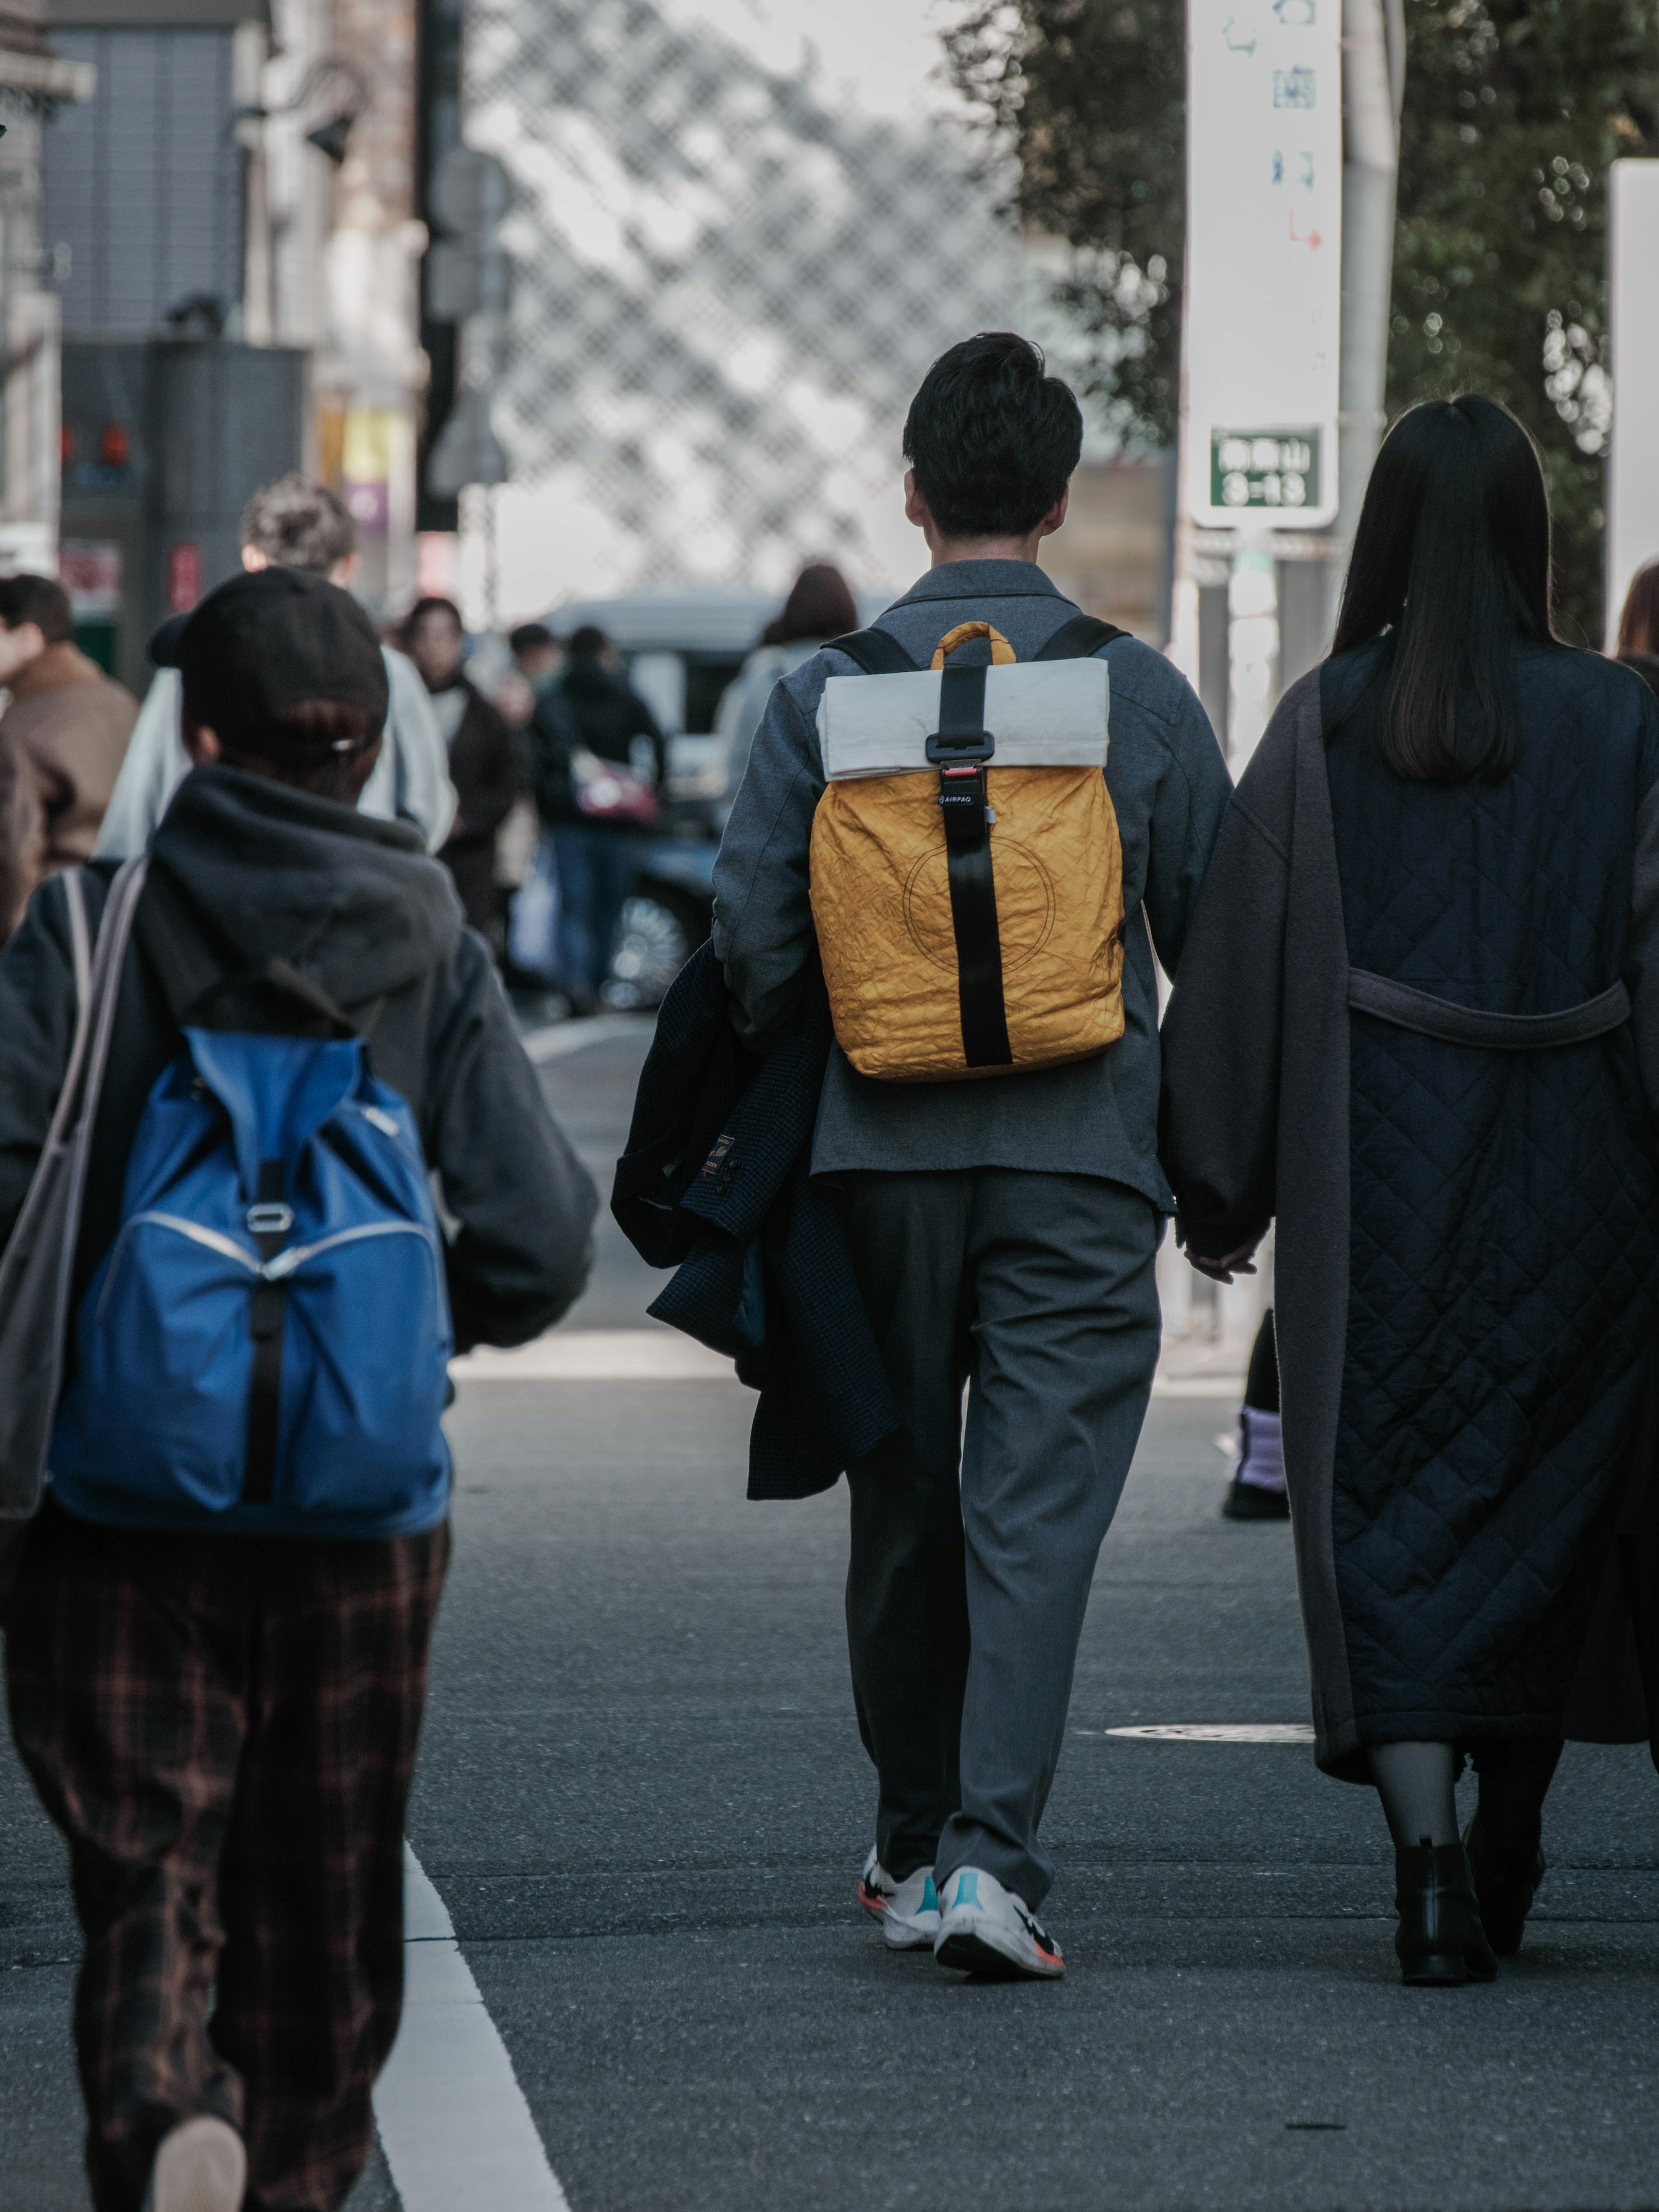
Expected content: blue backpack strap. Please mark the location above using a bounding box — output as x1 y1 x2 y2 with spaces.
824 628 918 676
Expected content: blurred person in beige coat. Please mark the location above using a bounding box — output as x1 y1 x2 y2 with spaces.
0 573 137 935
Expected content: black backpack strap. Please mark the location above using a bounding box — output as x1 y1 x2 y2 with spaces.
823 628 919 676
1033 614 1127 661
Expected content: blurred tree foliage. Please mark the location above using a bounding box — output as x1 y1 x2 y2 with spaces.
940 1 1186 450
944 0 1659 642
1391 1 1659 642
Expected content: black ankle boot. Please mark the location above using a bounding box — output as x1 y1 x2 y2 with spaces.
1393 1837 1498 1985
1464 1812 1545 1957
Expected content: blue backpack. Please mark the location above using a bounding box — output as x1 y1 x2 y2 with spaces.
50 1022 454 1538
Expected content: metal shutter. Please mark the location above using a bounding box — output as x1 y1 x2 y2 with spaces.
45 28 242 337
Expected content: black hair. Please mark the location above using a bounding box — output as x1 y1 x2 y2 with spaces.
510 622 557 655
568 625 608 657
406 595 464 635
185 697 383 801
0 573 73 644
1330 395 1557 783
903 334 1082 541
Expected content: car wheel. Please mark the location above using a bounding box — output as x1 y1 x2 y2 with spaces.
602 887 707 1010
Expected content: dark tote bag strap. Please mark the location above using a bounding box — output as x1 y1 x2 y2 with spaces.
0 856 148 1518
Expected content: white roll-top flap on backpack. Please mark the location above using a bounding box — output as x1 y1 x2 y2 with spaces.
816 658 1111 782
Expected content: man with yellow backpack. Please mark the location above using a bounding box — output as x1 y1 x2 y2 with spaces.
712 333 1231 1978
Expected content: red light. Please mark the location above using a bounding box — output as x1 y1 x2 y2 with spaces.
60 425 74 464
99 422 130 467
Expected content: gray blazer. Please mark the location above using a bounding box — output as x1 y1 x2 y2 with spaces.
712 559 1231 1203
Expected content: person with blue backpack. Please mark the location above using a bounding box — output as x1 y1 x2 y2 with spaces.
0 568 597 2212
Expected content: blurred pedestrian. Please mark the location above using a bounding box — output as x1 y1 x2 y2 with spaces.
0 567 597 2212
529 625 667 1012
97 476 456 859
1616 557 1659 660
403 595 521 942
1221 1308 1287 1520
0 575 137 935
509 621 562 701
1163 395 1659 1986
1615 561 1659 697
715 564 858 816
715 332 1230 1979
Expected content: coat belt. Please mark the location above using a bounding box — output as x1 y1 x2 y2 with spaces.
1347 970 1632 1050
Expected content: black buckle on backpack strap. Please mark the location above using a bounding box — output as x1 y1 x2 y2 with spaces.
925 659 995 766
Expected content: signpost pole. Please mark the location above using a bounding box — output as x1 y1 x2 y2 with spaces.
1606 160 1659 649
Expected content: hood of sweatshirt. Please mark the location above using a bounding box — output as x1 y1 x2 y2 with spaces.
144 763 464 1011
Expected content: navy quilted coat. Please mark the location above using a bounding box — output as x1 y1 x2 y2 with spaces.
1161 642 1659 1777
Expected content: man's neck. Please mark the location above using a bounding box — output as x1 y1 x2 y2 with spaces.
928 536 1047 569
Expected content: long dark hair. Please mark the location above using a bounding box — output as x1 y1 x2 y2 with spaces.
1330 395 1557 782
762 563 858 647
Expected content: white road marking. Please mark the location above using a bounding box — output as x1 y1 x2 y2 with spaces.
521 1014 652 1065
373 1843 571 2212
454 1331 1238 1392
452 1328 734 1382
1098 1723 1315 1743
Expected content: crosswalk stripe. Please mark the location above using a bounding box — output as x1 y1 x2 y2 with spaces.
373 1843 571 2210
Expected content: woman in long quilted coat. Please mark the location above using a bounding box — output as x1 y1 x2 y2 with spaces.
1161 395 1659 1987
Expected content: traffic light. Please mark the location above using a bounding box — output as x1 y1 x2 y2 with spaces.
423 147 510 496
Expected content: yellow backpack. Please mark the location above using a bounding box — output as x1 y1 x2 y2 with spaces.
809 616 1127 1084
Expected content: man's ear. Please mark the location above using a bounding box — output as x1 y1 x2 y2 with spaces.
1038 488 1070 540
180 709 223 766
903 468 931 532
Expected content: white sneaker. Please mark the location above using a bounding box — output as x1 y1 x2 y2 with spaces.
141 2117 247 2212
934 1865 1065 1979
857 1844 942 1950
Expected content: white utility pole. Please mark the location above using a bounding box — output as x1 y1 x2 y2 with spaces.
1329 0 1404 635
1606 160 1659 648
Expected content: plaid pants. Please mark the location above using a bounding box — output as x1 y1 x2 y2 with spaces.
4 1499 448 2212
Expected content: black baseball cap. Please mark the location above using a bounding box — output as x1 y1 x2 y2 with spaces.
151 567 389 754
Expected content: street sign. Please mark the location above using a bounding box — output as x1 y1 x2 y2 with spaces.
1182 0 1343 529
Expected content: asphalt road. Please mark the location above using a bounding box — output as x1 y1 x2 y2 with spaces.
4 1020 1659 2210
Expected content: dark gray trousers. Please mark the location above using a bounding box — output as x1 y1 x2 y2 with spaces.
841 1169 1162 1909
